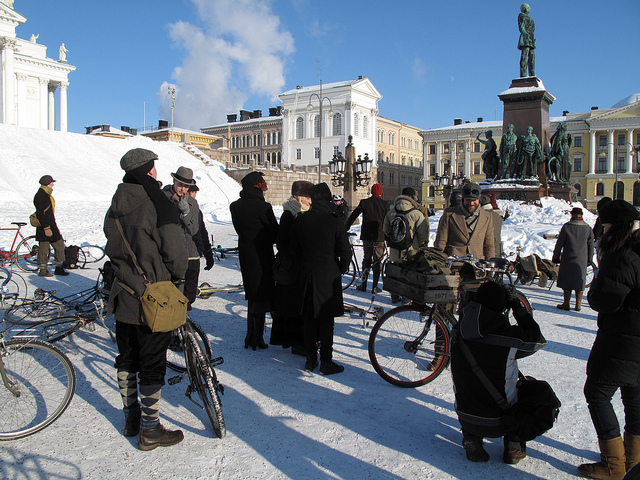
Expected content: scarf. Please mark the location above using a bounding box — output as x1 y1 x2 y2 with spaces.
282 196 309 218
123 169 179 227
41 185 55 213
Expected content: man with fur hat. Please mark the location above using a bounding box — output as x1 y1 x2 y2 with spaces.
346 183 389 293
293 182 352 375
162 167 201 309
104 148 188 450
435 183 495 260
230 171 278 350
552 207 594 311
33 174 69 276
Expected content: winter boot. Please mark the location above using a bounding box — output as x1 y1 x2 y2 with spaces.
503 437 527 464
123 409 141 437
371 269 381 294
576 291 584 312
244 314 254 349
54 266 69 276
577 436 626 480
251 313 268 350
38 266 53 277
319 360 344 375
356 269 369 292
624 432 640 472
557 289 571 310
462 433 490 462
138 424 184 451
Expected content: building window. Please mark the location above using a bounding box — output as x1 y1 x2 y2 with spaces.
332 113 342 136
380 171 385 184
637 133 640 145
296 148 301 160
390 172 395 185
573 157 582 172
363 116 368 138
389 132 395 146
615 181 624 200
429 186 435 197
314 147 320 159
599 135 607 147
474 142 481 153
390 152 395 163
354 114 359 136
401 155 406 165
278 132 281 144
598 156 606 172
429 144 436 155
443 143 450 154
401 137 406 148
314 115 321 138
334 146 339 156
617 156 625 172
296 117 304 139
474 162 481 175
596 182 604 196
378 151 384 162
429 163 436 176
618 133 626 145
457 142 465 156
574 135 582 148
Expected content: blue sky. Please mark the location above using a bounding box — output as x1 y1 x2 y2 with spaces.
15 0 640 134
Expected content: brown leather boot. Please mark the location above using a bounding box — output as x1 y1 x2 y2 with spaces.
576 291 584 312
137 424 184 451
624 432 640 472
503 437 527 465
577 436 626 480
38 267 53 277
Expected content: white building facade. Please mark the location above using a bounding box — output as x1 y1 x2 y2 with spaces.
278 77 382 168
0 0 75 131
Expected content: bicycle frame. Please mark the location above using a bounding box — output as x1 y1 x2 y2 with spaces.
0 224 30 264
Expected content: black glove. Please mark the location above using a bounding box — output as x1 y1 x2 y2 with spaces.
204 251 214 270
503 284 523 310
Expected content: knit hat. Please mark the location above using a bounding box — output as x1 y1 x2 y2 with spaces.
171 166 196 186
241 171 265 187
599 200 640 224
475 280 507 313
402 187 416 198
120 148 158 172
39 174 56 185
371 183 383 197
571 207 583 217
310 182 332 202
597 196 613 211
462 183 482 200
291 180 314 197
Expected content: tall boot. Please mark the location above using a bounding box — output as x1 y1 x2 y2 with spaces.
624 432 640 472
577 436 626 480
117 370 140 437
557 289 571 310
251 312 268 350
356 269 369 292
244 313 254 349
371 269 381 294
137 384 183 451
576 291 584 312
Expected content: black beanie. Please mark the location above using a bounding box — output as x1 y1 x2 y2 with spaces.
241 171 264 187
310 182 332 202
597 196 613 211
599 200 640 224
475 280 507 313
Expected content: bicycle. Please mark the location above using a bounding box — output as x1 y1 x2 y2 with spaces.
77 245 106 266
368 254 531 388
197 282 244 299
0 222 39 272
167 316 226 439
342 233 389 291
0 267 76 440
0 267 27 309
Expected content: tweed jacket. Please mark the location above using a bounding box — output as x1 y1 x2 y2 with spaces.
434 204 495 260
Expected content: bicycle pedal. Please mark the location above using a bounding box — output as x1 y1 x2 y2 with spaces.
210 356 224 367
167 375 182 385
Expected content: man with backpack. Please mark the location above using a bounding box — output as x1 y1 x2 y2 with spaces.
383 187 430 302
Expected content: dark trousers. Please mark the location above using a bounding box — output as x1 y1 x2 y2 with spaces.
184 259 201 307
362 241 385 272
115 321 172 386
301 280 335 362
584 377 640 440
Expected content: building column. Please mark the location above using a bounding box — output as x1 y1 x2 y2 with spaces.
48 83 57 130
607 130 614 174
1 37 17 125
589 130 596 174
436 141 442 175
464 138 471 177
39 78 49 129
15 73 27 126
59 82 69 132
627 128 635 173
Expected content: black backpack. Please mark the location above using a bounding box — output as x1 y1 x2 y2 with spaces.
63 245 81 269
387 208 416 250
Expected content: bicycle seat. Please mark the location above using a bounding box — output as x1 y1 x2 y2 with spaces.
484 257 509 270
11 222 27 227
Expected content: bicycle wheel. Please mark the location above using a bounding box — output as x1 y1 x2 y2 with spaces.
341 259 356 290
585 262 596 289
80 245 105 264
40 316 84 343
368 305 451 388
0 339 76 440
4 299 68 325
186 332 226 438
167 320 212 373
14 235 40 272
0 273 24 309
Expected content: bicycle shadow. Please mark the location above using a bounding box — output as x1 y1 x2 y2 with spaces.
0 446 82 480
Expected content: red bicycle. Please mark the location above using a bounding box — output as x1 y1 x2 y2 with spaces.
0 222 39 272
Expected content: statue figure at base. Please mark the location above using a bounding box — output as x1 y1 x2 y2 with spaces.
518 3 536 77
548 122 572 183
499 124 518 179
517 126 543 178
477 130 499 179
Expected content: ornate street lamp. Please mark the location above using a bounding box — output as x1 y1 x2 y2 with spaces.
328 152 372 191
306 80 334 183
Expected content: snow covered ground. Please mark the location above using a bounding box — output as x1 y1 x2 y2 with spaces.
0 125 614 479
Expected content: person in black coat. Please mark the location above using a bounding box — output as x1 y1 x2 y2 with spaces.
592 196 612 245
579 200 640 478
230 171 278 350
293 183 352 375
345 183 388 293
451 281 546 464
33 174 69 277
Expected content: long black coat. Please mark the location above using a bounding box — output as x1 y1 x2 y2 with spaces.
587 248 640 387
346 195 388 242
552 219 594 291
293 199 352 319
230 186 278 303
33 186 62 242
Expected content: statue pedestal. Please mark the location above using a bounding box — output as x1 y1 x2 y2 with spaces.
485 179 577 204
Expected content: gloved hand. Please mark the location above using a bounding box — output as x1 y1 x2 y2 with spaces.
44 226 53 237
503 284 523 310
172 278 185 287
204 251 214 270
176 195 190 216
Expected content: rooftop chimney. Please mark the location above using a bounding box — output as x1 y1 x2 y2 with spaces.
239 110 253 121
253 109 262 118
591 106 599 110
296 85 303 89
227 114 237 123
477 117 483 123
159 120 169 129
562 110 569 116
454 118 462 126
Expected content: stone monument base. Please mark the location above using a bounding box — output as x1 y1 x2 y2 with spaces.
484 179 577 204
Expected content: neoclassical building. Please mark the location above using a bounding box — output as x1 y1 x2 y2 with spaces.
0 0 75 131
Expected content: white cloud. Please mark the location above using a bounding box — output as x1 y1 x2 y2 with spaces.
158 0 295 130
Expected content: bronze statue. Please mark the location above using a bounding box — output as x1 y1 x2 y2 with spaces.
499 124 518 179
517 126 543 178
548 122 572 182
518 3 536 77
477 130 499 179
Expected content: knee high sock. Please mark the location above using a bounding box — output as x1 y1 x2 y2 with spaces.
139 384 162 430
117 370 139 414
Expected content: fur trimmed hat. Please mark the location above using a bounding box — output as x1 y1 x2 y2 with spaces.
120 148 157 172
599 200 640 224
291 180 314 197
310 182 332 202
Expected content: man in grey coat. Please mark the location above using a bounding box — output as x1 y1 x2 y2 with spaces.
104 148 188 451
552 207 594 311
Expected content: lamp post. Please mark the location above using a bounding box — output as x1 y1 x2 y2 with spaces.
307 79 334 183
328 151 372 191
432 162 466 200
168 86 176 142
